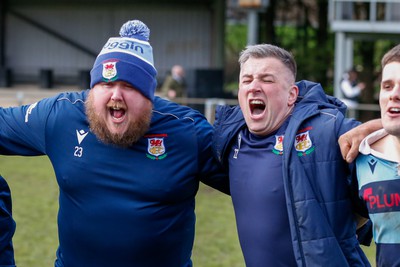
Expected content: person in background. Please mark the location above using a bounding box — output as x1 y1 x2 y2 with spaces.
213 43 371 266
161 64 187 99
355 44 400 267
0 20 228 267
340 67 366 110
0 175 16 267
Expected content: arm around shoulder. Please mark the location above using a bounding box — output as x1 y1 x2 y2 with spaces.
338 119 382 163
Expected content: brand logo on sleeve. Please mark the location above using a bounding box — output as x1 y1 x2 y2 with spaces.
25 102 38 122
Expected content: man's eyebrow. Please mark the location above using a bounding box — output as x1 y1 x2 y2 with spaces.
381 79 392 84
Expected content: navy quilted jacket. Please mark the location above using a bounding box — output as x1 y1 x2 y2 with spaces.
213 80 370 267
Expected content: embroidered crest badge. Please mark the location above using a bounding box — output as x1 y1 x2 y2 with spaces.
102 60 118 81
272 135 284 155
145 134 168 160
295 129 315 156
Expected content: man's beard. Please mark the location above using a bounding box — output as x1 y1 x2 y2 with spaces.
85 94 152 148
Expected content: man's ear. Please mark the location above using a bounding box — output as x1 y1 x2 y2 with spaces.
288 85 299 106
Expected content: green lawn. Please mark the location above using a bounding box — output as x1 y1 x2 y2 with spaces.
1 156 375 266
1 156 58 266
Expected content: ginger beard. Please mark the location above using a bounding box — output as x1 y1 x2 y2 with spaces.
85 92 152 147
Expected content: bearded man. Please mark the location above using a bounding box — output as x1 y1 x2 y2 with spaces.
0 20 228 267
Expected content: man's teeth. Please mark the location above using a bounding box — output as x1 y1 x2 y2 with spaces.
390 108 400 113
250 100 264 104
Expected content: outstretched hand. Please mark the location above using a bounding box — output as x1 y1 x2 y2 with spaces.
339 119 382 163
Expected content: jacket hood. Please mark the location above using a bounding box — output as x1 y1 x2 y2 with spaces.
296 80 347 116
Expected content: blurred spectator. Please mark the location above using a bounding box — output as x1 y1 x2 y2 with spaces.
161 65 187 99
340 67 366 109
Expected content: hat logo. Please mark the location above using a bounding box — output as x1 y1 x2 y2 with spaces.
102 61 118 81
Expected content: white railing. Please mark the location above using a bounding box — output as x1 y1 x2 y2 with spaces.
0 89 238 123
0 89 66 107
329 0 400 22
0 89 379 122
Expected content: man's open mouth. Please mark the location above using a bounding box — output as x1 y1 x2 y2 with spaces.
249 99 266 115
110 106 126 120
388 107 400 114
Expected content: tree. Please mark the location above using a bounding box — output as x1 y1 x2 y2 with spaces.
259 0 333 92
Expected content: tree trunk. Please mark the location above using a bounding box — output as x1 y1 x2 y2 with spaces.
359 41 380 122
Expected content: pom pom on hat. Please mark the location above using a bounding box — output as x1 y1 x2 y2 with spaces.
90 19 157 102
119 20 150 41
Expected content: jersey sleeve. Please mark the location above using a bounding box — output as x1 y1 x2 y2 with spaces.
339 116 361 136
192 112 230 194
336 113 372 242
0 95 59 156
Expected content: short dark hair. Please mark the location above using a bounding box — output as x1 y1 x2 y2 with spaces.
381 44 400 69
238 44 297 80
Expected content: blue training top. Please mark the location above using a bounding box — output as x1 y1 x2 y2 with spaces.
228 119 296 267
0 91 228 267
213 80 370 266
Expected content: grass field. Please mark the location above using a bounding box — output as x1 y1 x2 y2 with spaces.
1 155 375 266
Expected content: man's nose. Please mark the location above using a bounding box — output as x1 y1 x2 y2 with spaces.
111 86 123 101
247 80 262 93
390 83 400 101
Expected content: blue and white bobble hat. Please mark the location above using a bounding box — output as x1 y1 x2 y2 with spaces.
90 20 157 102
